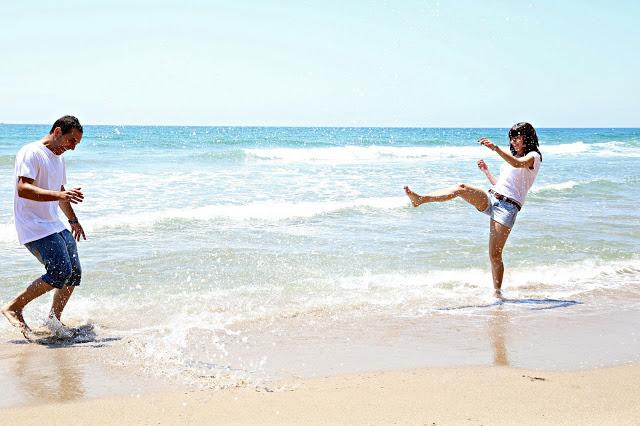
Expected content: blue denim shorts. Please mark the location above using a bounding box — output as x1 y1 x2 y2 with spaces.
24 230 82 289
481 191 519 229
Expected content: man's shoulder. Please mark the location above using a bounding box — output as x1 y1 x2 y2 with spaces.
15 142 47 175
18 141 44 156
18 142 57 165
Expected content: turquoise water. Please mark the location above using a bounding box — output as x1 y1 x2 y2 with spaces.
1 125 639 384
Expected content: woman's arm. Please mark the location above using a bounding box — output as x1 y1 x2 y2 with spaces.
477 160 497 185
478 138 535 169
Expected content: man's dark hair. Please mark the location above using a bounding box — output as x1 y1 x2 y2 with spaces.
49 115 83 135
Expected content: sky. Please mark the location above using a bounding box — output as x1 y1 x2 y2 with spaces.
1 0 639 127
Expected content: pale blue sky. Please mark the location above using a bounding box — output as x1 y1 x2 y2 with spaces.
2 0 638 126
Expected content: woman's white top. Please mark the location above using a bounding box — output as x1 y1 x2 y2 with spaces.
491 151 541 206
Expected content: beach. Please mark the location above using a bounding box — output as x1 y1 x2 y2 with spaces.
1 125 640 422
2 363 640 425
2 301 640 423
3 0 640 419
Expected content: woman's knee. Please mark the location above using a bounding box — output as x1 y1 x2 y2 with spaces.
454 183 468 194
489 246 503 263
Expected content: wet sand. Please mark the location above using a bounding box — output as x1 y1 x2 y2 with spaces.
1 300 640 423
0 335 162 409
2 363 640 425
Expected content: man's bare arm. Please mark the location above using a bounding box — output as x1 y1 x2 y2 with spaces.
17 177 83 203
59 185 87 241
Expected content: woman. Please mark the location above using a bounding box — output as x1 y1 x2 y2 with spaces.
404 122 542 297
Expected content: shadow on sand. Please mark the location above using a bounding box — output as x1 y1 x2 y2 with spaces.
439 298 581 311
9 324 122 348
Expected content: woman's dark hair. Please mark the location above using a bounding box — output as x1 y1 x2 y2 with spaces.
508 122 541 161
49 115 83 135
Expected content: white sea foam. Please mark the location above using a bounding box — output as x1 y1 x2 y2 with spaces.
4 256 636 386
244 141 640 164
0 196 409 241
327 258 640 309
244 145 488 163
92 258 640 384
530 180 580 193
541 141 640 157
81 196 409 231
0 223 16 243
591 141 640 157
541 142 590 154
500 259 640 305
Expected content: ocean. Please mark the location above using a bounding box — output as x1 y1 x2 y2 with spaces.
1 125 639 387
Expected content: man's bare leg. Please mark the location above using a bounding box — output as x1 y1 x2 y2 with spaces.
1 278 54 338
404 184 489 211
50 285 75 322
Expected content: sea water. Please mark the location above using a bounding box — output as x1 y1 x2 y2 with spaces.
1 125 639 385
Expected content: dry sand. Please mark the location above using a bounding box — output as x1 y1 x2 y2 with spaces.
2 363 639 425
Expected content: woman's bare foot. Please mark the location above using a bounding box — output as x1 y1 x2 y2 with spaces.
494 288 504 300
404 186 425 207
1 305 33 340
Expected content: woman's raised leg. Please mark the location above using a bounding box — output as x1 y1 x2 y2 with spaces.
404 183 489 211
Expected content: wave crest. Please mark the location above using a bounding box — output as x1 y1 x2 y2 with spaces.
82 197 409 232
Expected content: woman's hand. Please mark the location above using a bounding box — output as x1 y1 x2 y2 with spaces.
477 159 489 172
477 159 497 185
478 137 497 151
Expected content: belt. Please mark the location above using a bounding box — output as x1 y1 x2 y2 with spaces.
489 189 522 211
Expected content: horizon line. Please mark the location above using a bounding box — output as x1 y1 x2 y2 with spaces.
1 123 639 130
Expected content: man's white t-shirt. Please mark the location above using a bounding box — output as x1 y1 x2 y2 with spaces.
14 142 67 244
491 151 541 206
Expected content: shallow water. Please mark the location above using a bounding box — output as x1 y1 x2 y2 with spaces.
1 125 639 387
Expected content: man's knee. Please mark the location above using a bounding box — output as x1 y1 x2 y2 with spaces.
68 268 82 286
45 263 74 288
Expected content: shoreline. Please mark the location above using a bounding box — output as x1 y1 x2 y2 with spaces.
2 299 640 411
2 363 639 424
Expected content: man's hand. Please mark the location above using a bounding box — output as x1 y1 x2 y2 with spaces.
70 222 86 242
59 187 84 204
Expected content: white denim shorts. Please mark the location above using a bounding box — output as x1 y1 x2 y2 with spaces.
481 191 519 229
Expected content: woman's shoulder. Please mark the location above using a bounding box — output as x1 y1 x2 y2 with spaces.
528 151 541 170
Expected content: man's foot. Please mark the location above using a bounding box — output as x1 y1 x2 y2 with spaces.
1 304 33 340
45 315 74 339
404 186 424 207
494 289 504 300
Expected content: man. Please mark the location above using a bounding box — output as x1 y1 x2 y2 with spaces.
1 115 86 340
